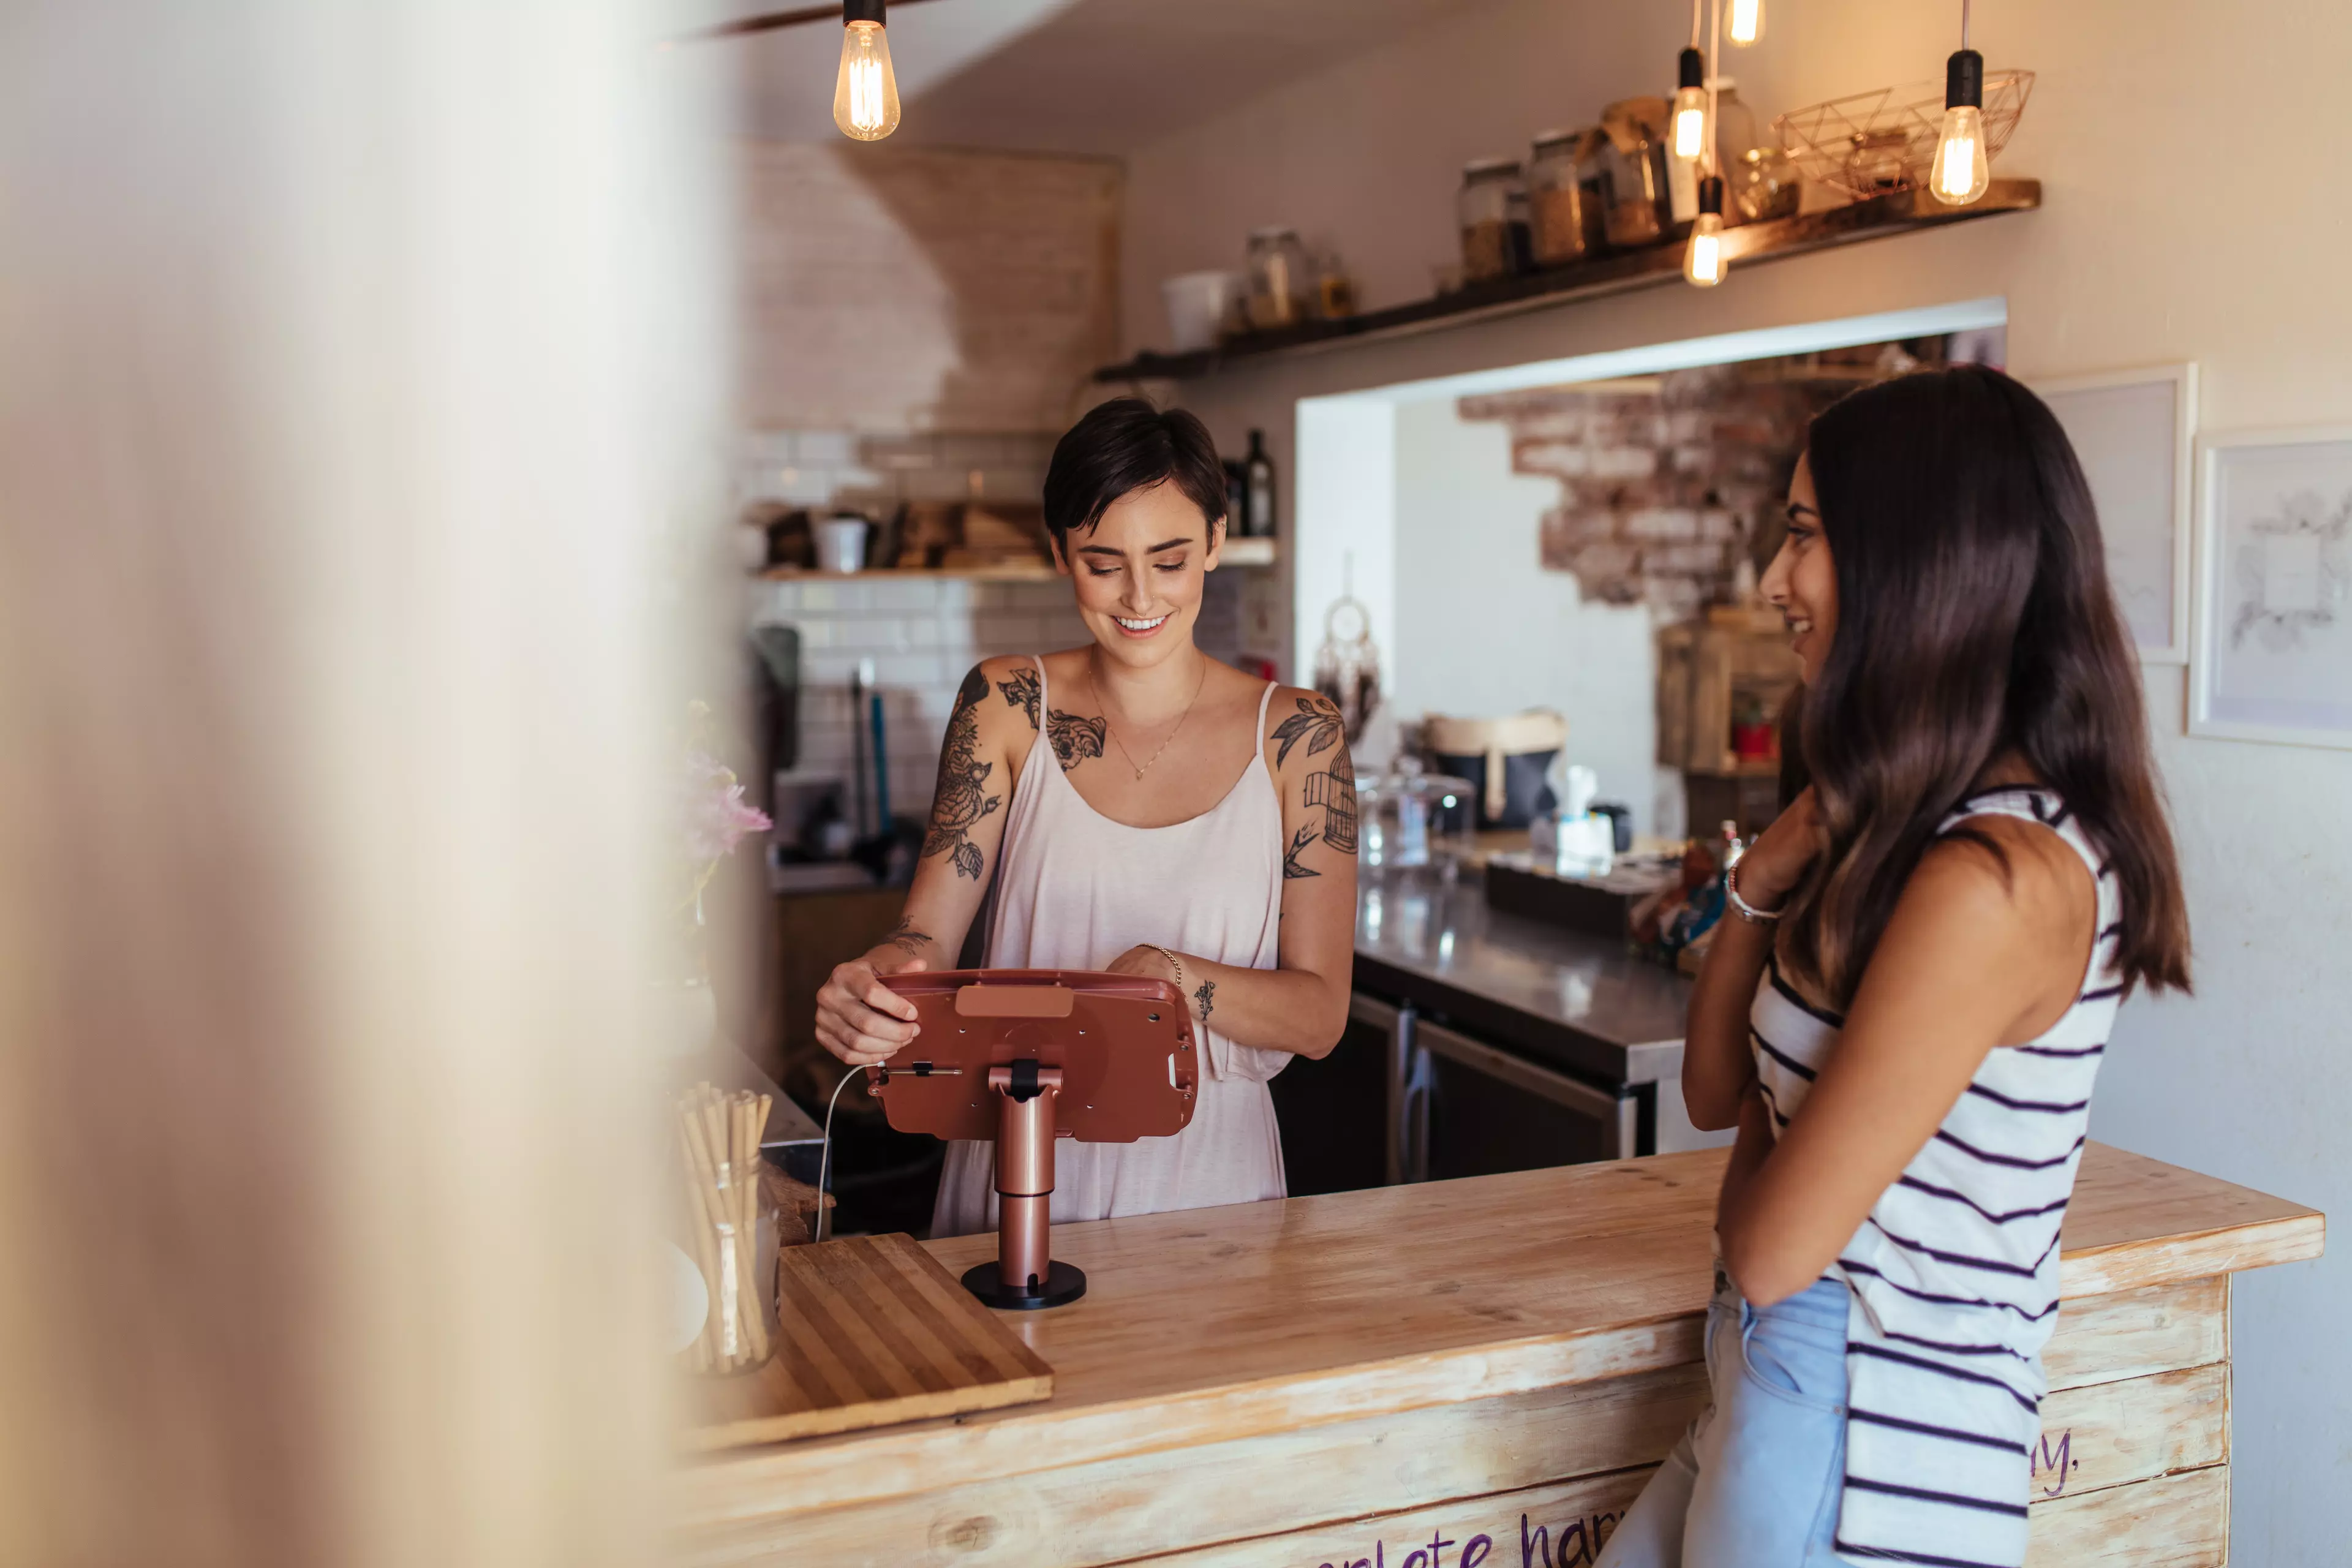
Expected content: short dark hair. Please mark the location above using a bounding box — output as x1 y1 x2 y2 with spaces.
1041 398 1227 551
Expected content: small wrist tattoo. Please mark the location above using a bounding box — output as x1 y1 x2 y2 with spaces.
1194 978 1216 1023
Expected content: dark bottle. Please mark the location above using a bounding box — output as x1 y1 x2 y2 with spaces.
1222 457 1248 535
1243 429 1276 538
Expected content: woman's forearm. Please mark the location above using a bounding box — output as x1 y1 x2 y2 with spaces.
1163 952 1348 1061
1714 1084 1776 1232
1684 911 1773 1129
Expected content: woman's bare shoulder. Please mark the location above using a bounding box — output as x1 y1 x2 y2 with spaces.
940 658 1046 766
1910 813 2095 948
1262 684 1348 774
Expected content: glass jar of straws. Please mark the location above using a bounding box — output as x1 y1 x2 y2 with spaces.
672 1084 782 1375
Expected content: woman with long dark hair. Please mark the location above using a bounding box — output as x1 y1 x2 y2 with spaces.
1597 366 2190 1568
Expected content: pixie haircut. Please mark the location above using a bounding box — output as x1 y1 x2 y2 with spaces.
1041 398 1228 552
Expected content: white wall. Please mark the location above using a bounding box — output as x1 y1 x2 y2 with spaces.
1292 395 1399 755
1121 2 2352 1559
1390 398 1661 832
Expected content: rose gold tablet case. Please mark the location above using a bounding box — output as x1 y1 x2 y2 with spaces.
869 969 1201 1309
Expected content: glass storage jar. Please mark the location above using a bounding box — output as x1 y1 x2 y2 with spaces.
1844 127 1912 198
1505 186 1535 274
1732 143 1800 222
1597 97 1672 247
1527 127 1608 265
1456 159 1526 283
1709 81 1762 224
1360 756 1479 870
1245 227 1310 331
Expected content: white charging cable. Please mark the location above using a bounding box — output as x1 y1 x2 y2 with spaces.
813 1066 865 1245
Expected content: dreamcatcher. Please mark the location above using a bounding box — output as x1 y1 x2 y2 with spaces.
1311 589 1382 744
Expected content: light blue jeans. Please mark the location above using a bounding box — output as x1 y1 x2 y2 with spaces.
1594 1270 1852 1568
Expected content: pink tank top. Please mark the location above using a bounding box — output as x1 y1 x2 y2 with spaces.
984 656 1289 1085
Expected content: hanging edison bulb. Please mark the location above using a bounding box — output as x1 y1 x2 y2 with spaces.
1727 0 1763 46
833 0 901 142
1684 176 1727 287
1931 47 1989 203
1671 47 1708 161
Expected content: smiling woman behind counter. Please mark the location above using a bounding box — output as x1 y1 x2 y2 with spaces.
814 398 1359 1235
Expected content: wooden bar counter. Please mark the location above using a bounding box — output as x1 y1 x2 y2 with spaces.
671 1144 2322 1568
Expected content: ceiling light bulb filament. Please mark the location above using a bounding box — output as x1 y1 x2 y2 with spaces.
833 11 901 141
1684 178 1727 287
1672 48 1708 160
1931 47 1989 205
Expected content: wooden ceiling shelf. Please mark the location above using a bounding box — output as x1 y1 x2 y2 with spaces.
1095 179 2040 383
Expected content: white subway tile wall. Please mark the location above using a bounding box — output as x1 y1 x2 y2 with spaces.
753 577 1082 820
752 572 1248 820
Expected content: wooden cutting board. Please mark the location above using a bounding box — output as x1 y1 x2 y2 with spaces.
681 1232 1054 1451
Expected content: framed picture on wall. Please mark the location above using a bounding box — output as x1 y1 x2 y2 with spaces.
2032 364 2196 663
2189 426 2352 749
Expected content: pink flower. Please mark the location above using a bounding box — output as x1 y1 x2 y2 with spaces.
682 750 772 863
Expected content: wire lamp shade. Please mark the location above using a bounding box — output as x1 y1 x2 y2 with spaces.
1772 70 2032 202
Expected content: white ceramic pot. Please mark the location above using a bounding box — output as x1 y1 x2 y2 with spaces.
816 516 869 573
1160 270 1243 353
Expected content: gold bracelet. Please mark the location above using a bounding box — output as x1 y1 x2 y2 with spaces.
1148 944 1185 994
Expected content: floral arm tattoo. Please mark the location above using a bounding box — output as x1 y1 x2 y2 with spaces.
1194 978 1216 1024
882 917 932 956
922 666 1001 881
1276 696 1359 877
1283 823 1321 880
997 668 1041 728
999 666 1107 772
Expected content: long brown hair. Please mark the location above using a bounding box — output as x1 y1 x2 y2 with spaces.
1781 366 2191 1006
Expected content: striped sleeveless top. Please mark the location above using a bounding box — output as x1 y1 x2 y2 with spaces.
1747 786 2122 1568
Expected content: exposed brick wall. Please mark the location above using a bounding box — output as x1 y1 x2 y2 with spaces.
1458 365 1858 621
737 142 1119 435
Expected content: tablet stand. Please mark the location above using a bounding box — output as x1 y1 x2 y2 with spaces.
972 1060 1086 1309
869 970 1200 1311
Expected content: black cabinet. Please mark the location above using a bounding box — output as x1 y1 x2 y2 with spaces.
1270 995 1399 1196
1408 1017 1637 1180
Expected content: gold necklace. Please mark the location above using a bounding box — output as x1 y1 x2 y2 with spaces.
1091 655 1208 781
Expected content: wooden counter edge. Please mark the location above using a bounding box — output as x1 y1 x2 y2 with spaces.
2057 1209 2325 1297
671 1312 1705 1526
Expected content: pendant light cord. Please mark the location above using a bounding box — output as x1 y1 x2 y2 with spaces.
1705 0 1722 178
1690 0 1703 50
1961 0 1971 50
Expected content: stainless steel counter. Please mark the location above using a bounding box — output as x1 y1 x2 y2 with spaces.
1340 863 1732 1169
1352 862 1692 1086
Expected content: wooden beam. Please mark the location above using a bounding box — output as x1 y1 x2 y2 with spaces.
668 0 952 45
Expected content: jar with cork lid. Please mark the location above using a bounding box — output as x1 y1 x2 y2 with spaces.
1526 127 1608 266
1597 97 1673 248
1456 158 1529 284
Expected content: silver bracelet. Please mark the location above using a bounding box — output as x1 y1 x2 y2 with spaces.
1727 856 1785 924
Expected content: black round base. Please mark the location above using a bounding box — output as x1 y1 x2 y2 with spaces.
961 1259 1087 1311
